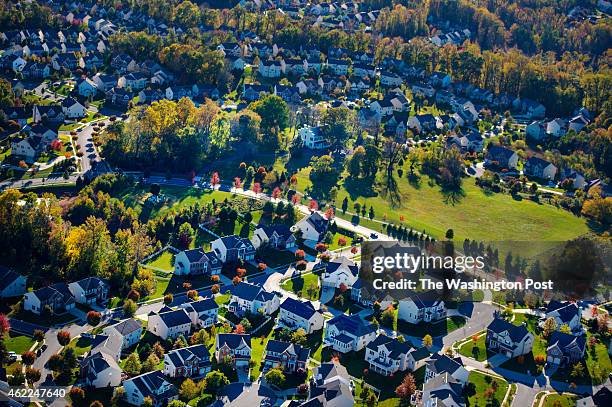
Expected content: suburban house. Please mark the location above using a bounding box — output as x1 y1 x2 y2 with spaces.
546 118 568 137
80 350 122 388
407 114 443 133
123 370 178 407
576 387 612 407
398 295 446 324
252 224 296 250
322 256 359 289
173 248 222 276
324 314 377 353
543 301 582 333
526 120 547 140
163 344 212 379
147 307 192 340
23 283 75 315
308 362 355 406
215 333 252 368
228 282 280 316
211 235 256 263
67 277 108 305
33 105 65 124
0 268 26 298
259 59 285 78
351 279 394 309
546 331 586 367
424 353 469 385
365 334 424 376
87 333 123 364
298 125 330 150
262 340 309 373
524 157 558 180
179 297 219 328
485 145 519 169
77 77 98 97
102 318 142 350
292 211 330 242
61 97 87 119
414 373 465 407
486 316 534 358
277 297 324 334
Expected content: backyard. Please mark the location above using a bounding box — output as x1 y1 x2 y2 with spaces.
280 272 320 300
5 332 36 354
465 371 509 407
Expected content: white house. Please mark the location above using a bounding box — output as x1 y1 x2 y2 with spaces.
24 283 75 315
173 248 222 276
259 59 285 78
163 344 212 378
292 211 330 242
0 268 26 298
81 351 122 388
211 235 256 263
67 277 108 305
123 370 178 407
215 333 251 368
398 295 446 324
252 224 296 250
546 118 567 137
147 307 192 340
365 334 417 376
277 297 324 334
380 71 403 87
424 353 469 385
486 316 534 358
298 125 330 150
61 97 86 119
524 157 557 180
324 314 377 353
179 297 219 328
322 257 359 289
102 318 142 350
228 282 280 316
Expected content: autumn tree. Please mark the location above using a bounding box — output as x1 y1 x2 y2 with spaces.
395 373 416 401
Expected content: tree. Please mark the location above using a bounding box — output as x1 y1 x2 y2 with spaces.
142 353 160 373
164 294 173 305
291 328 307 346
210 172 220 187
341 197 348 214
179 378 200 401
142 396 154 407
559 324 572 334
0 313 9 337
422 334 433 348
265 368 286 387
542 317 558 338
570 362 585 378
87 310 101 326
203 371 229 394
69 387 86 404
445 229 454 240
123 299 137 317
123 352 142 376
177 222 195 249
325 207 335 220
33 329 45 342
25 367 41 384
250 95 289 148
395 373 416 400
57 330 71 346
21 351 36 366
90 401 104 407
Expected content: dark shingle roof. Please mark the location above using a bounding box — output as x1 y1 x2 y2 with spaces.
280 297 319 320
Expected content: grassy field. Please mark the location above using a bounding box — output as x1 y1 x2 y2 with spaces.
5 333 36 354
281 272 320 300
285 155 590 243
466 371 508 407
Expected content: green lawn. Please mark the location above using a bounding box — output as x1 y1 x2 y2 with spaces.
5 333 36 354
543 393 578 407
66 336 92 357
289 162 589 244
466 371 508 407
551 330 612 385
145 250 175 271
458 335 488 362
281 272 320 300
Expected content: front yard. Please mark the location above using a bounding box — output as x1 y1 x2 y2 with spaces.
465 371 509 407
397 316 466 338
280 272 320 301
5 332 36 354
